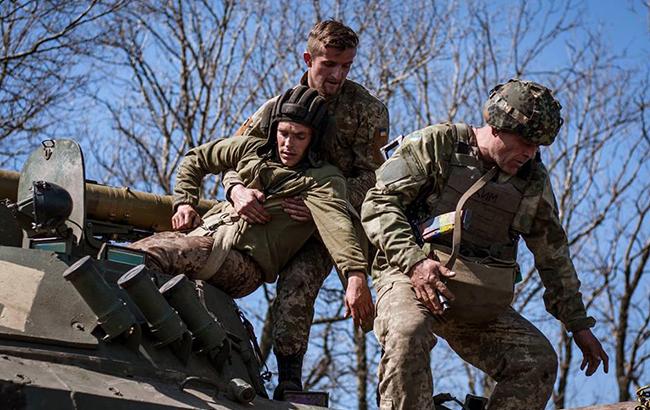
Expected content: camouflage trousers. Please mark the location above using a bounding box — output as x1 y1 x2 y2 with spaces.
272 235 332 356
129 232 263 298
374 281 558 410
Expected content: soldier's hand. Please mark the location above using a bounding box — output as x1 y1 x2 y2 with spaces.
230 184 271 224
408 258 455 315
344 271 374 330
172 204 201 231
282 197 312 222
573 328 609 376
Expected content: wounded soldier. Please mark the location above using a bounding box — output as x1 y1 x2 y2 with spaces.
129 85 373 330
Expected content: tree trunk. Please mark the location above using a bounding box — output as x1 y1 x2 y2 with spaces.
354 325 368 410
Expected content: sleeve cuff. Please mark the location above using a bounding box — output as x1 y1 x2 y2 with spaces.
342 266 368 279
172 196 196 212
398 247 429 276
566 316 596 333
225 182 244 202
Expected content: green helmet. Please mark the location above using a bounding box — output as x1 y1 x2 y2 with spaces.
483 79 563 145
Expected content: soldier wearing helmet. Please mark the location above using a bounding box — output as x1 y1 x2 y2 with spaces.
129 86 373 350
361 79 608 410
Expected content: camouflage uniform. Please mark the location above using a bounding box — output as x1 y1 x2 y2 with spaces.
129 231 264 298
131 135 368 301
362 123 595 410
223 72 389 356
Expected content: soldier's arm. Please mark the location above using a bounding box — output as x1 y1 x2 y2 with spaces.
304 172 375 328
522 174 596 333
303 173 368 277
173 137 257 210
222 99 275 199
346 102 390 208
361 127 447 275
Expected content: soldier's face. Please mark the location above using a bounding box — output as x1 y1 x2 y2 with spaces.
304 47 356 98
489 129 539 175
276 121 313 167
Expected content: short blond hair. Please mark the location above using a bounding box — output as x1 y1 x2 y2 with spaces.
307 20 359 56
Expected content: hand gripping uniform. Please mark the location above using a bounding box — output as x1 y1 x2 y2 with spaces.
362 122 595 409
223 72 389 359
131 135 367 295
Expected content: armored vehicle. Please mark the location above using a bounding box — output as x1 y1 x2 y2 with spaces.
0 139 327 409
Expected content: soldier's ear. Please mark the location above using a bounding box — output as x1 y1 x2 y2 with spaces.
303 52 312 67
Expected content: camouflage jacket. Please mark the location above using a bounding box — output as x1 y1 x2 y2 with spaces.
173 136 367 281
223 72 390 209
361 123 595 332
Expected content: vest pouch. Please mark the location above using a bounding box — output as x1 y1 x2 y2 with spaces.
429 244 516 323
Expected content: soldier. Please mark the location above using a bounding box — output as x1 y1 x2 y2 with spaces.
130 86 373 354
221 20 389 398
361 79 609 409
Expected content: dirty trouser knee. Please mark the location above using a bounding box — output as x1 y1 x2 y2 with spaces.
436 307 558 410
129 231 263 298
374 281 438 410
272 236 333 356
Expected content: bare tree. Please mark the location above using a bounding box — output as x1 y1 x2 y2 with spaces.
37 0 644 408
0 0 123 167
91 0 271 192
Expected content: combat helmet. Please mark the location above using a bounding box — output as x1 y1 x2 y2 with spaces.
483 79 563 145
258 85 329 166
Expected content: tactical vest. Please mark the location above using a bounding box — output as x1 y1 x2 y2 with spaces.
424 124 533 262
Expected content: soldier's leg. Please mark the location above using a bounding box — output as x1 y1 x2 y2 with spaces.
129 231 213 275
272 236 333 356
435 307 558 410
130 232 263 298
208 248 264 298
374 281 438 410
271 236 332 398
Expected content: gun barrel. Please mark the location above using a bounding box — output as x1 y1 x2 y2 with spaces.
0 169 218 232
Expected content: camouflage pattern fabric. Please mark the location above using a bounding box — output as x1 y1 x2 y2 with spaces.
483 79 563 146
362 123 596 408
226 72 389 209
374 281 557 410
362 123 595 332
172 136 368 281
129 231 263 298
221 73 388 357
272 236 333 356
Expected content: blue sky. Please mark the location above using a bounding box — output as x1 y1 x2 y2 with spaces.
1 1 647 408
588 1 648 57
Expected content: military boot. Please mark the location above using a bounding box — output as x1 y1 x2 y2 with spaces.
273 353 303 400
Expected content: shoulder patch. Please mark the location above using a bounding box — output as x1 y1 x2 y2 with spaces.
379 157 411 185
234 117 252 137
378 145 425 185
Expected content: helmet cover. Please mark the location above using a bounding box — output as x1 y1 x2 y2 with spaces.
483 79 563 145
